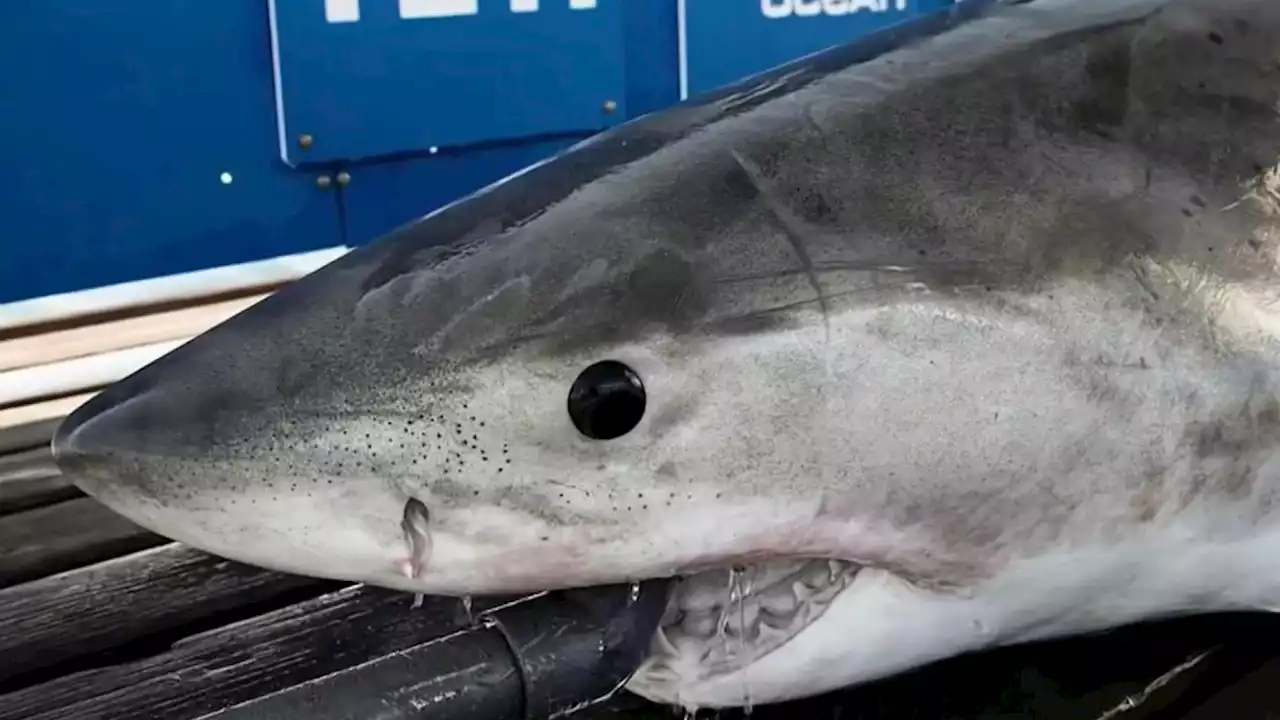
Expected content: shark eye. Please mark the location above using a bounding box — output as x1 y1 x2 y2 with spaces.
567 360 647 440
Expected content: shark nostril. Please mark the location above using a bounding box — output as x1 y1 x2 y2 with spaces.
401 497 433 580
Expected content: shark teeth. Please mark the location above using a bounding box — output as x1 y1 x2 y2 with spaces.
649 558 862 680
791 579 815 603
682 612 718 637
652 626 680 656
756 621 791 646
757 587 800 617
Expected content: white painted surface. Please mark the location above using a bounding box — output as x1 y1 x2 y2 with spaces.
0 391 94 431
0 339 189 408
0 246 351 333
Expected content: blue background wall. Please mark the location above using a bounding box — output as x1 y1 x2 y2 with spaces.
0 0 956 304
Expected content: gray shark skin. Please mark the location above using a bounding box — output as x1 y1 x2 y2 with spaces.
51 0 1280 711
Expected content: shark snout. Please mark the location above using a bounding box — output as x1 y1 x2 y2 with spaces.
51 372 232 540
54 380 177 491
51 355 236 492
51 377 428 589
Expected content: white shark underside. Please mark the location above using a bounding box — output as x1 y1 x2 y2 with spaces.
51 0 1280 712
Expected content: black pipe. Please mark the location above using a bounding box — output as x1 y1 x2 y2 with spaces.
206 578 673 720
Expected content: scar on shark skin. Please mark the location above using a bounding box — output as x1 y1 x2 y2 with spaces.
400 497 433 609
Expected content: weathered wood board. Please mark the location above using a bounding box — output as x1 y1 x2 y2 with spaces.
0 446 75 514
0 496 167 587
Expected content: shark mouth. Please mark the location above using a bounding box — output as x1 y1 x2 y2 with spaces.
630 558 862 688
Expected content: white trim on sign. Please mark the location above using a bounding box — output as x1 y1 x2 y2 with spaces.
266 0 292 165
676 0 689 100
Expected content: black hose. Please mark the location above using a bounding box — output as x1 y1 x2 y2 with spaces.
208 578 674 720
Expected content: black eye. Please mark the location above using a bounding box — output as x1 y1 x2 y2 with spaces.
567 360 647 440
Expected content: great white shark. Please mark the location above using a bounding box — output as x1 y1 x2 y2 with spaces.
50 0 1280 711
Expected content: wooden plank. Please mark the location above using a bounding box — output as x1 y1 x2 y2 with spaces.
206 623 521 720
4 583 1234 720
0 585 516 720
0 447 76 514
207 580 673 720
0 447 58 480
0 245 348 336
0 543 335 686
0 393 92 433
0 416 60 455
0 496 166 588
0 338 187 408
0 295 265 373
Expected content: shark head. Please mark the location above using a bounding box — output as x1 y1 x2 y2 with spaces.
52 0 1280 711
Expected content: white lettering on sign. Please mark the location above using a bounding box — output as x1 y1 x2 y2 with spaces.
761 0 908 19
325 0 361 22
513 0 599 11
324 0 597 23
400 0 477 19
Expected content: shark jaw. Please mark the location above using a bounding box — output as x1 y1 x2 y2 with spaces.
628 558 866 709
625 556 991 713
624 521 1280 713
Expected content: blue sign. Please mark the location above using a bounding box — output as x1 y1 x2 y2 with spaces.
270 0 628 164
678 0 956 98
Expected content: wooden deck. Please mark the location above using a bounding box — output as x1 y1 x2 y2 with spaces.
4 419 1280 719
